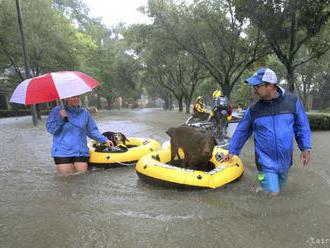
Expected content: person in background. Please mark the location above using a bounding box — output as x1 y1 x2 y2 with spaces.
208 90 231 144
236 103 243 113
224 68 311 195
46 95 113 175
193 96 210 121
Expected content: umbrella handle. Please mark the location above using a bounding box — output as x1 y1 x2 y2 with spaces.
60 103 69 122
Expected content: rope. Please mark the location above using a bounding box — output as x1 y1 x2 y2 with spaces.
113 161 136 166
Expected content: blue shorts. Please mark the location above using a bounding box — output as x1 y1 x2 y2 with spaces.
257 171 289 193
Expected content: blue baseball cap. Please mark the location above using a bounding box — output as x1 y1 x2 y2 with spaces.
245 68 278 86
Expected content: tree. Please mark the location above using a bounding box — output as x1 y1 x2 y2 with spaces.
0 0 95 81
296 50 330 110
0 0 26 80
127 22 206 113
145 0 270 97
83 21 142 109
235 0 330 92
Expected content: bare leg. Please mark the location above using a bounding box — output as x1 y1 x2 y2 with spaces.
57 163 75 175
74 162 88 173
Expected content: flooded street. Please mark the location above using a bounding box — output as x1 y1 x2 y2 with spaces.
0 109 329 248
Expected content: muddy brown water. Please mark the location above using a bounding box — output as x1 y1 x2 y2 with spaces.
0 109 329 248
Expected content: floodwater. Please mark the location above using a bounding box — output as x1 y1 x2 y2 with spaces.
0 109 329 248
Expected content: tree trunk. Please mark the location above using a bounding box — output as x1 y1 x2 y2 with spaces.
307 95 313 111
301 72 313 109
177 97 183 112
286 66 295 93
222 81 231 97
302 82 307 108
163 94 173 110
106 98 111 109
163 98 170 110
168 95 173 110
185 97 191 114
83 95 89 107
97 93 101 109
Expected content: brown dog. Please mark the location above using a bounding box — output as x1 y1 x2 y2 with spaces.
102 131 129 146
166 126 216 171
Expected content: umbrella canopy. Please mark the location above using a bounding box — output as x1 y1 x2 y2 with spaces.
10 71 99 105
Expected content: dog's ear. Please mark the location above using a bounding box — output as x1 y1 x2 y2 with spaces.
122 134 129 142
166 127 175 137
211 135 217 147
102 131 115 139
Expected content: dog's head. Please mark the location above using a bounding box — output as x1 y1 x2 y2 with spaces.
113 132 129 146
103 131 128 146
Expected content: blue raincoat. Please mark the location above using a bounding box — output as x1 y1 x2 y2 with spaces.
229 87 311 173
46 105 107 157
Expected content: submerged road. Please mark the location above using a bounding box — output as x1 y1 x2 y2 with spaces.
0 109 329 248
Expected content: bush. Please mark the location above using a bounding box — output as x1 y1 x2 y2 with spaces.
307 113 330 130
131 103 139 109
0 109 50 118
87 106 98 114
320 107 330 113
0 106 99 118
0 109 31 118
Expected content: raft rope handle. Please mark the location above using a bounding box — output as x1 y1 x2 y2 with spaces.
102 160 137 166
115 162 137 166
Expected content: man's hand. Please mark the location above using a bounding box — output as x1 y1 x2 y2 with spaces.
301 150 311 167
105 139 114 147
224 153 234 162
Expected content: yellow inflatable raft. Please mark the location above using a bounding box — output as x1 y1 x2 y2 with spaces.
89 137 161 167
136 146 244 189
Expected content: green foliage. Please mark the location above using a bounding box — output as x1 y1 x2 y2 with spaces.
0 0 141 109
321 107 330 113
0 0 96 82
52 0 90 25
83 22 142 107
1 0 329 112
126 20 207 112
307 113 330 130
145 0 270 97
0 0 24 79
234 0 330 92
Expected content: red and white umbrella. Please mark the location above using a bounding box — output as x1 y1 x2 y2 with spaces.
10 71 99 105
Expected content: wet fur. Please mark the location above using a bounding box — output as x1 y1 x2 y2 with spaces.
166 126 216 171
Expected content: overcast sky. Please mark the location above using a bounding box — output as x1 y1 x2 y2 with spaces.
83 0 151 27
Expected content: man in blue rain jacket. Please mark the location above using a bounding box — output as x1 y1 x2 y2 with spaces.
225 68 311 195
